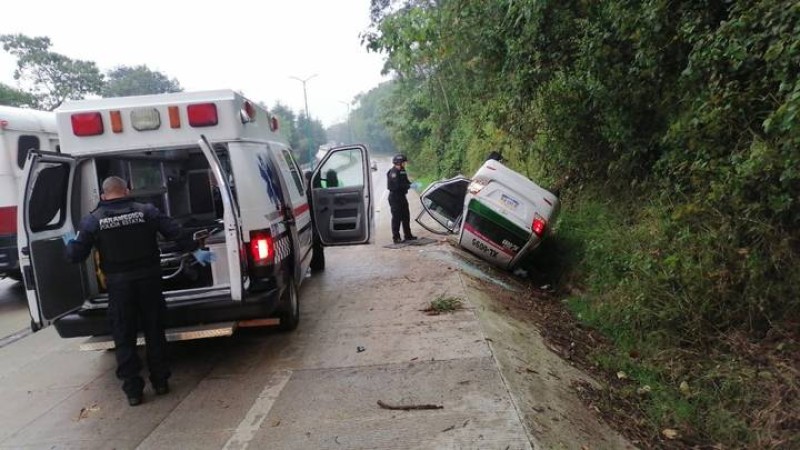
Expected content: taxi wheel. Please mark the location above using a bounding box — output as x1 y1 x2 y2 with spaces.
278 278 299 331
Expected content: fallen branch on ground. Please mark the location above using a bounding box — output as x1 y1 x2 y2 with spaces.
377 400 444 410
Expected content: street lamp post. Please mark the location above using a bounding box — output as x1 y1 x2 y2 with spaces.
338 100 352 143
290 74 318 165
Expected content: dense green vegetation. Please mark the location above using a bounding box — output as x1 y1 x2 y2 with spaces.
365 0 798 446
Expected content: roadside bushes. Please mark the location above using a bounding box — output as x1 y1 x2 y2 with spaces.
366 0 799 444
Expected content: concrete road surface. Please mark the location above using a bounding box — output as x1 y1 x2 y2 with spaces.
0 278 30 344
0 158 532 449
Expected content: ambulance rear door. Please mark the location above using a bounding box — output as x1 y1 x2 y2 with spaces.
199 136 244 300
310 144 373 245
18 151 84 329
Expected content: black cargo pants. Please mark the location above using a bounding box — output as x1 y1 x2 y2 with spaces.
106 272 170 397
388 191 412 240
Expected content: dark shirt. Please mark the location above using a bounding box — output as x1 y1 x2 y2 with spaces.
387 166 411 195
67 198 194 279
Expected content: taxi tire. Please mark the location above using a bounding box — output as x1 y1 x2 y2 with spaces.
277 278 299 332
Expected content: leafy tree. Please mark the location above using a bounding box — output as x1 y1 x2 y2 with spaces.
263 102 326 165
102 65 182 97
0 82 36 107
296 113 327 164
0 34 103 110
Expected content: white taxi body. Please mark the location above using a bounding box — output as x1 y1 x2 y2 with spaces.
417 159 559 270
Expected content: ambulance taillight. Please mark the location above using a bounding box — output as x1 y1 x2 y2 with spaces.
187 103 218 127
71 112 104 136
249 230 275 266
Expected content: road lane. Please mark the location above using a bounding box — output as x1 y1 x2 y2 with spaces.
0 278 29 345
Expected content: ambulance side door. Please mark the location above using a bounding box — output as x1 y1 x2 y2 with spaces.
18 151 84 329
310 145 373 245
272 146 313 283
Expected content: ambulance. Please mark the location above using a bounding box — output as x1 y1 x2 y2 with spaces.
0 106 59 279
416 159 559 270
17 90 373 347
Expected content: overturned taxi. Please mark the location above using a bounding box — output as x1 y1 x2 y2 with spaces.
415 159 559 270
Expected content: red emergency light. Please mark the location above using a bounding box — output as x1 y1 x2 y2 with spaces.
71 112 104 136
240 101 256 123
187 103 218 127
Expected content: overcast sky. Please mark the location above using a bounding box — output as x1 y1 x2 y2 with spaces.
0 0 390 127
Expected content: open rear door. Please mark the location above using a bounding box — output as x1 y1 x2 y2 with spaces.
199 136 244 300
415 176 470 234
18 151 83 329
310 144 373 245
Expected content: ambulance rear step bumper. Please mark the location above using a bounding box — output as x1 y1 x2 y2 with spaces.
78 320 277 351
55 287 282 339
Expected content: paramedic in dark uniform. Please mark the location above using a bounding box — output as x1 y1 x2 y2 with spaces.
387 154 417 244
65 176 207 406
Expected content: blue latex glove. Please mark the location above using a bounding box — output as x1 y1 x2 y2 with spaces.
192 249 216 266
61 232 77 245
410 181 422 192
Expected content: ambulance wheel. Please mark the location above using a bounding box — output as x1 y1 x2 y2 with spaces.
310 238 325 272
278 278 299 331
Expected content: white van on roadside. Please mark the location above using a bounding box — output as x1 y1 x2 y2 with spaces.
17 90 373 346
0 106 59 280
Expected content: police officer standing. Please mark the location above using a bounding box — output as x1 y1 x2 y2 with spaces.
65 176 210 406
387 154 417 244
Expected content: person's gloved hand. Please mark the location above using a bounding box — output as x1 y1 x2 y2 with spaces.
61 232 77 245
192 249 216 266
410 181 422 192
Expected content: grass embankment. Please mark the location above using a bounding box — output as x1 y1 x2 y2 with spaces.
523 191 798 449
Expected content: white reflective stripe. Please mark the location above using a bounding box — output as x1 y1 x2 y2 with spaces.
223 370 293 450
274 236 291 262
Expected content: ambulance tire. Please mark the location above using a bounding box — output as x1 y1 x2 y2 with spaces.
277 277 300 332
310 237 325 272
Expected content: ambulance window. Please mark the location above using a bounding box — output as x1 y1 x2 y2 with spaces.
281 149 304 196
316 149 363 188
17 135 40 169
29 163 70 231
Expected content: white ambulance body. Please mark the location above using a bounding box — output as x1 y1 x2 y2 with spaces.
0 106 59 279
18 90 373 345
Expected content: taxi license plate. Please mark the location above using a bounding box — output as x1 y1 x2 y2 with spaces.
500 194 519 210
